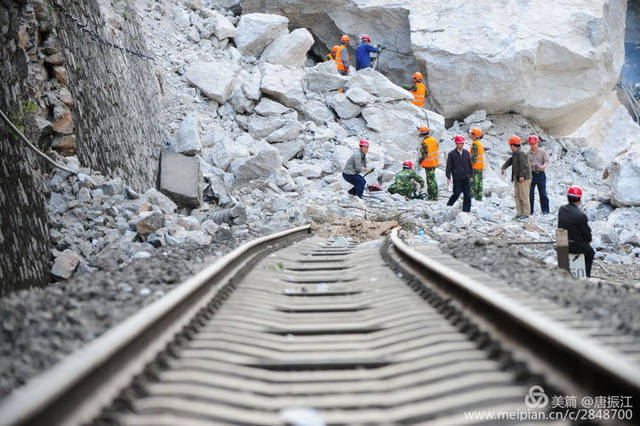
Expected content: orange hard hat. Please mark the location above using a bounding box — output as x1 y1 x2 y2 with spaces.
508 135 521 145
341 35 350 43
412 72 423 81
331 45 339 52
470 127 483 138
418 126 430 135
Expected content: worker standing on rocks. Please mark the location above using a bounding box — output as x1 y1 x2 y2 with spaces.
501 135 532 219
469 127 485 201
343 140 372 198
418 126 439 200
558 186 595 277
527 135 550 215
404 72 426 107
355 34 380 70
446 135 473 213
388 161 425 199
335 35 351 75
326 45 339 62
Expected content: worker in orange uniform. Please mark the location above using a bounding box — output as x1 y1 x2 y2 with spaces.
335 35 351 75
469 127 485 201
326 45 339 61
418 126 438 200
404 72 426 107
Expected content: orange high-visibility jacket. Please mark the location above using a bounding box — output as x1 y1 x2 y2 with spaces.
421 137 438 168
335 45 349 72
411 82 426 107
472 140 485 170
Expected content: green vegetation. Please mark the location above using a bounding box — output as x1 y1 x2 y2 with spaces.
22 100 38 114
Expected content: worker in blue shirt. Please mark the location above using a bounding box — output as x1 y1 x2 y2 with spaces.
355 34 380 70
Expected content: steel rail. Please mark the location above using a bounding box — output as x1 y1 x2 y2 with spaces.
0 225 311 426
389 228 640 404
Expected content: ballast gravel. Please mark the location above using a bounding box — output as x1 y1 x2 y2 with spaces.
0 237 256 399
439 237 640 341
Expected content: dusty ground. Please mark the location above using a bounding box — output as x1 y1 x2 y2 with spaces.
312 220 399 242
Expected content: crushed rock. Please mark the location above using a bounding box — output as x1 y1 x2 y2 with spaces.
438 236 640 341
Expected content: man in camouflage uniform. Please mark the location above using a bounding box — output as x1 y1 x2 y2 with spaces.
388 161 425 199
469 127 485 201
418 126 439 200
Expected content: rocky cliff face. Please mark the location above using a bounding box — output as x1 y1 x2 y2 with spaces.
240 0 627 135
0 0 165 293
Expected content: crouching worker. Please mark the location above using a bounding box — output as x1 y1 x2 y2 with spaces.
558 186 596 277
388 161 425 200
343 140 372 198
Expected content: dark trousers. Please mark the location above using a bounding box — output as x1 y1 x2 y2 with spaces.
579 246 595 278
530 172 549 214
343 173 366 198
447 179 471 212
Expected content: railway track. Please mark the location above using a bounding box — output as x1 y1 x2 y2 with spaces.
1 225 639 425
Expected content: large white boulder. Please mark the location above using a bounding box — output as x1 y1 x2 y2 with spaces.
171 113 202 156
241 0 626 135
327 92 362 119
260 62 306 109
236 145 283 182
207 137 250 170
570 91 640 168
185 60 241 103
361 102 445 161
304 62 347 93
235 13 289 57
303 99 336 124
261 28 315 65
210 9 236 40
346 68 413 101
609 143 640 207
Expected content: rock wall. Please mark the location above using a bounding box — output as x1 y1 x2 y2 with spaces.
240 0 626 136
55 0 165 191
1 1 56 295
0 0 164 293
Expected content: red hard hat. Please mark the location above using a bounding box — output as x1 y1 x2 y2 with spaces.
454 135 465 143
528 135 539 144
402 161 413 169
567 186 583 198
359 139 370 147
509 135 521 145
361 34 371 42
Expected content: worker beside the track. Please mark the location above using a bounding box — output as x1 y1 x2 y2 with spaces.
558 186 595 277
501 135 532 219
335 35 351 75
326 45 339 61
418 126 439 200
388 161 425 200
469 127 485 201
343 140 372 198
355 34 380 70
404 72 426 107
446 135 473 213
527 135 550 215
